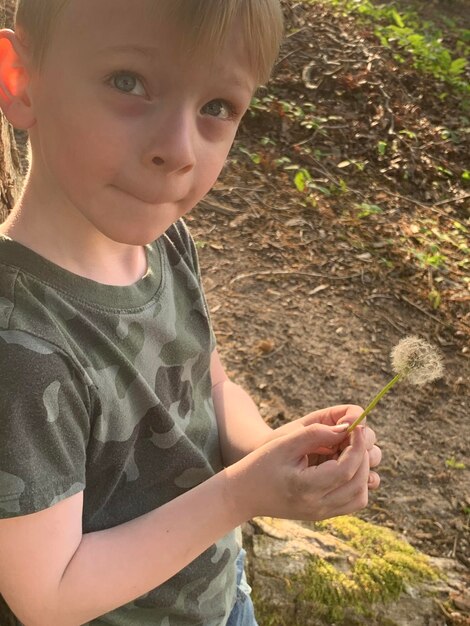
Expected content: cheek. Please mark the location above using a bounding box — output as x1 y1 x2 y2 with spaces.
197 142 234 189
44 107 128 186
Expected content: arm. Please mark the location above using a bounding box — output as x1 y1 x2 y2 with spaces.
211 348 274 465
0 423 370 626
0 471 244 626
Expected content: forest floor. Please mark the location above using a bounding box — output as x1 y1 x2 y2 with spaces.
188 1 470 623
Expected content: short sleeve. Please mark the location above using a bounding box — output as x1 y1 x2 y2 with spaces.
167 218 203 279
0 330 91 518
165 219 217 351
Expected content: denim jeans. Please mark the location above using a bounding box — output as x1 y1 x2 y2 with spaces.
225 549 258 626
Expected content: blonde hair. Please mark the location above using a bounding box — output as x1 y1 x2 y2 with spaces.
15 0 284 85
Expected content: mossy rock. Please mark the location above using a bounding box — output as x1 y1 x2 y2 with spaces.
243 516 446 626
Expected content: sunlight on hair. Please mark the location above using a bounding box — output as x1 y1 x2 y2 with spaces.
15 0 284 84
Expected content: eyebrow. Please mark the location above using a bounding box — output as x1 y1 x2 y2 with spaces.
99 44 255 94
99 44 160 58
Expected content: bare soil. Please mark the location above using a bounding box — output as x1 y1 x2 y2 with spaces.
189 1 469 622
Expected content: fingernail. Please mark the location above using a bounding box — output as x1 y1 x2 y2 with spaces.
332 423 349 432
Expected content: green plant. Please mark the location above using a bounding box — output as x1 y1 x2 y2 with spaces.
377 140 388 156
428 288 442 310
319 0 470 102
295 516 441 622
294 168 312 192
445 457 466 470
337 158 368 171
238 146 262 165
355 202 383 218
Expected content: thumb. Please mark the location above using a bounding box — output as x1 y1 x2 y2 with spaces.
286 422 350 457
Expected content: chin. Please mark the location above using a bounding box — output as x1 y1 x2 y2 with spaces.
101 216 180 247
87 194 192 245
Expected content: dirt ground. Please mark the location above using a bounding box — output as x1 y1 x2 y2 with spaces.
188 1 469 621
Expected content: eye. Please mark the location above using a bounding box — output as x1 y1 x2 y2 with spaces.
201 99 237 120
109 71 146 97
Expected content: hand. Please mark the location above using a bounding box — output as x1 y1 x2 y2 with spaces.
264 405 381 490
230 423 371 522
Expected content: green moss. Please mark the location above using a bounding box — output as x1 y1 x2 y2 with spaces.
295 516 440 623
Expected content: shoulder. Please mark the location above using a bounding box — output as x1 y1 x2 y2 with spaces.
0 260 19 330
161 218 200 276
163 218 196 253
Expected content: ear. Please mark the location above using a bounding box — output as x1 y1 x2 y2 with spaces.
0 29 36 129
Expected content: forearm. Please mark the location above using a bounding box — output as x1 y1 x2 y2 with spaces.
212 379 273 466
49 469 248 626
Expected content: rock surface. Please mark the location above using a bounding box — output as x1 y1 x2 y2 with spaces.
242 517 467 626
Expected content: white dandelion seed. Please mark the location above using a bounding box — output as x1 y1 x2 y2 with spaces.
391 336 444 385
347 336 444 432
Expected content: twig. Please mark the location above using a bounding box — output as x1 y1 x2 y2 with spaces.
433 193 470 207
378 85 395 136
275 49 299 67
399 295 454 329
285 26 310 40
199 199 237 216
376 188 469 229
379 314 407 333
230 269 363 285
305 155 371 203
291 124 351 148
254 341 287 361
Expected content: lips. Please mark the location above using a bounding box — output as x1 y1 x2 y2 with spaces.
112 185 174 205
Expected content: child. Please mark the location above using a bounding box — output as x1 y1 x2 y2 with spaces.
0 1 381 624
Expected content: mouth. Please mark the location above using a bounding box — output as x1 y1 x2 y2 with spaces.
112 185 174 205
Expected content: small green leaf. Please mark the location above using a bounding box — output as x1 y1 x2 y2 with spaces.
449 58 467 76
428 288 441 310
355 203 383 218
377 141 388 156
338 178 349 194
391 9 405 28
445 457 466 470
399 129 417 140
294 168 312 193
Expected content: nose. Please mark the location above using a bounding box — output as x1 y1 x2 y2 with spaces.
143 105 196 175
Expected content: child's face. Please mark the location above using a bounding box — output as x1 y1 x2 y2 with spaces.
26 0 256 245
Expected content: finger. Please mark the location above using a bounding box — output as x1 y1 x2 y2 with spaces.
308 426 366 493
322 489 369 518
299 404 365 428
334 426 366 480
311 426 375 459
335 425 376 457
368 445 382 468
368 471 381 490
315 456 370 519
321 451 369 508
287 423 351 459
334 405 365 428
363 426 377 450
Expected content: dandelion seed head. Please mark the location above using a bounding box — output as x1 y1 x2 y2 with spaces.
391 336 444 385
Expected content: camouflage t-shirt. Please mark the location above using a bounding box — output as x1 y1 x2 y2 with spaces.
0 219 239 626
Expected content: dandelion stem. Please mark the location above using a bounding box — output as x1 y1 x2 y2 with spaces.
347 373 403 433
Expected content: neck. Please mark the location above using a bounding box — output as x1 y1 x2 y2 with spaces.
1 179 148 286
